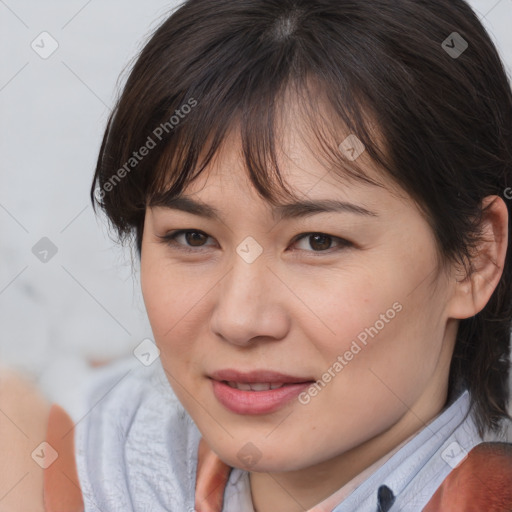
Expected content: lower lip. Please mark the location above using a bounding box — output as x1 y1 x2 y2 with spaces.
211 379 313 415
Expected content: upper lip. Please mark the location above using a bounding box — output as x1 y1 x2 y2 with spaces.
209 369 314 384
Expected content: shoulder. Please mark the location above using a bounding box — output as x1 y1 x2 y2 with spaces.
76 354 197 440
423 441 512 511
0 367 51 512
75 356 201 511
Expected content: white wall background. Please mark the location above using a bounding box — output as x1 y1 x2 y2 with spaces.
1 0 512 425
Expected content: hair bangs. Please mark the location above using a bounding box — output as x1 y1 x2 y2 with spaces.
149 72 389 218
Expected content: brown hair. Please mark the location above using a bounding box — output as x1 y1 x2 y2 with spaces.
91 0 512 436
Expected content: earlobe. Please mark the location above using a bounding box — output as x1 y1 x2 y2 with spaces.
447 195 508 320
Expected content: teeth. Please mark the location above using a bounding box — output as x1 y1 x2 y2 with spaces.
228 381 252 390
250 383 272 391
226 381 286 391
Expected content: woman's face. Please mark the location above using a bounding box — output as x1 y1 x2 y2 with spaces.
140 121 459 474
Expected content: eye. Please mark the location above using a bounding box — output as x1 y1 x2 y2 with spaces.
157 230 216 253
158 229 351 255
290 232 352 254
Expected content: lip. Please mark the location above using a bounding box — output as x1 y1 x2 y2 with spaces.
209 369 315 415
209 369 313 384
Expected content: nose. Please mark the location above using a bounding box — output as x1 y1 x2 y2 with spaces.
209 257 291 347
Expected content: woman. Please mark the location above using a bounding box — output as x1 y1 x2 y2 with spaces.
5 0 512 510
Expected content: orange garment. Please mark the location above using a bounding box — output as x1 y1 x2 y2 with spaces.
423 442 512 512
43 404 84 512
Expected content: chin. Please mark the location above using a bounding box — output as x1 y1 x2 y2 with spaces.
215 441 317 473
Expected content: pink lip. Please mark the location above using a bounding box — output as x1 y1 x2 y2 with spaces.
209 369 315 415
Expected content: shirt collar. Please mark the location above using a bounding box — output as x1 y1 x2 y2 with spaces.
332 388 481 511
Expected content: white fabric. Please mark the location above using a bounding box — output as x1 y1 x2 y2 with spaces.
74 355 506 512
75 355 201 512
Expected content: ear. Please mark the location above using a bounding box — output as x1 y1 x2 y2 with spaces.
446 195 508 319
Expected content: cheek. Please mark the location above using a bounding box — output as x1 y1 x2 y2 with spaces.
141 259 175 336
140 254 218 383
304 268 399 358
140 256 194 351
141 253 192 327
140 258 206 408
318 289 446 425
310 254 446 401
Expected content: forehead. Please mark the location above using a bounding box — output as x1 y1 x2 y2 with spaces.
162 135 409 229
151 86 410 217
179 122 403 207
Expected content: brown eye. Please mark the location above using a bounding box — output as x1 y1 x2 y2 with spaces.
158 230 215 252
292 232 352 254
185 231 208 246
308 234 332 251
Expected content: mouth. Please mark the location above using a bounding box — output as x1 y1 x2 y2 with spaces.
209 369 315 414
223 381 295 391
209 368 314 385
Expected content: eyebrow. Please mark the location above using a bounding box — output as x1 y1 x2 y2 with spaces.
152 195 378 221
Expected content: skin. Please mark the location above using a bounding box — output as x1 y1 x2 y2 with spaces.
140 106 508 511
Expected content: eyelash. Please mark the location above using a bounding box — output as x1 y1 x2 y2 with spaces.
157 230 352 256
